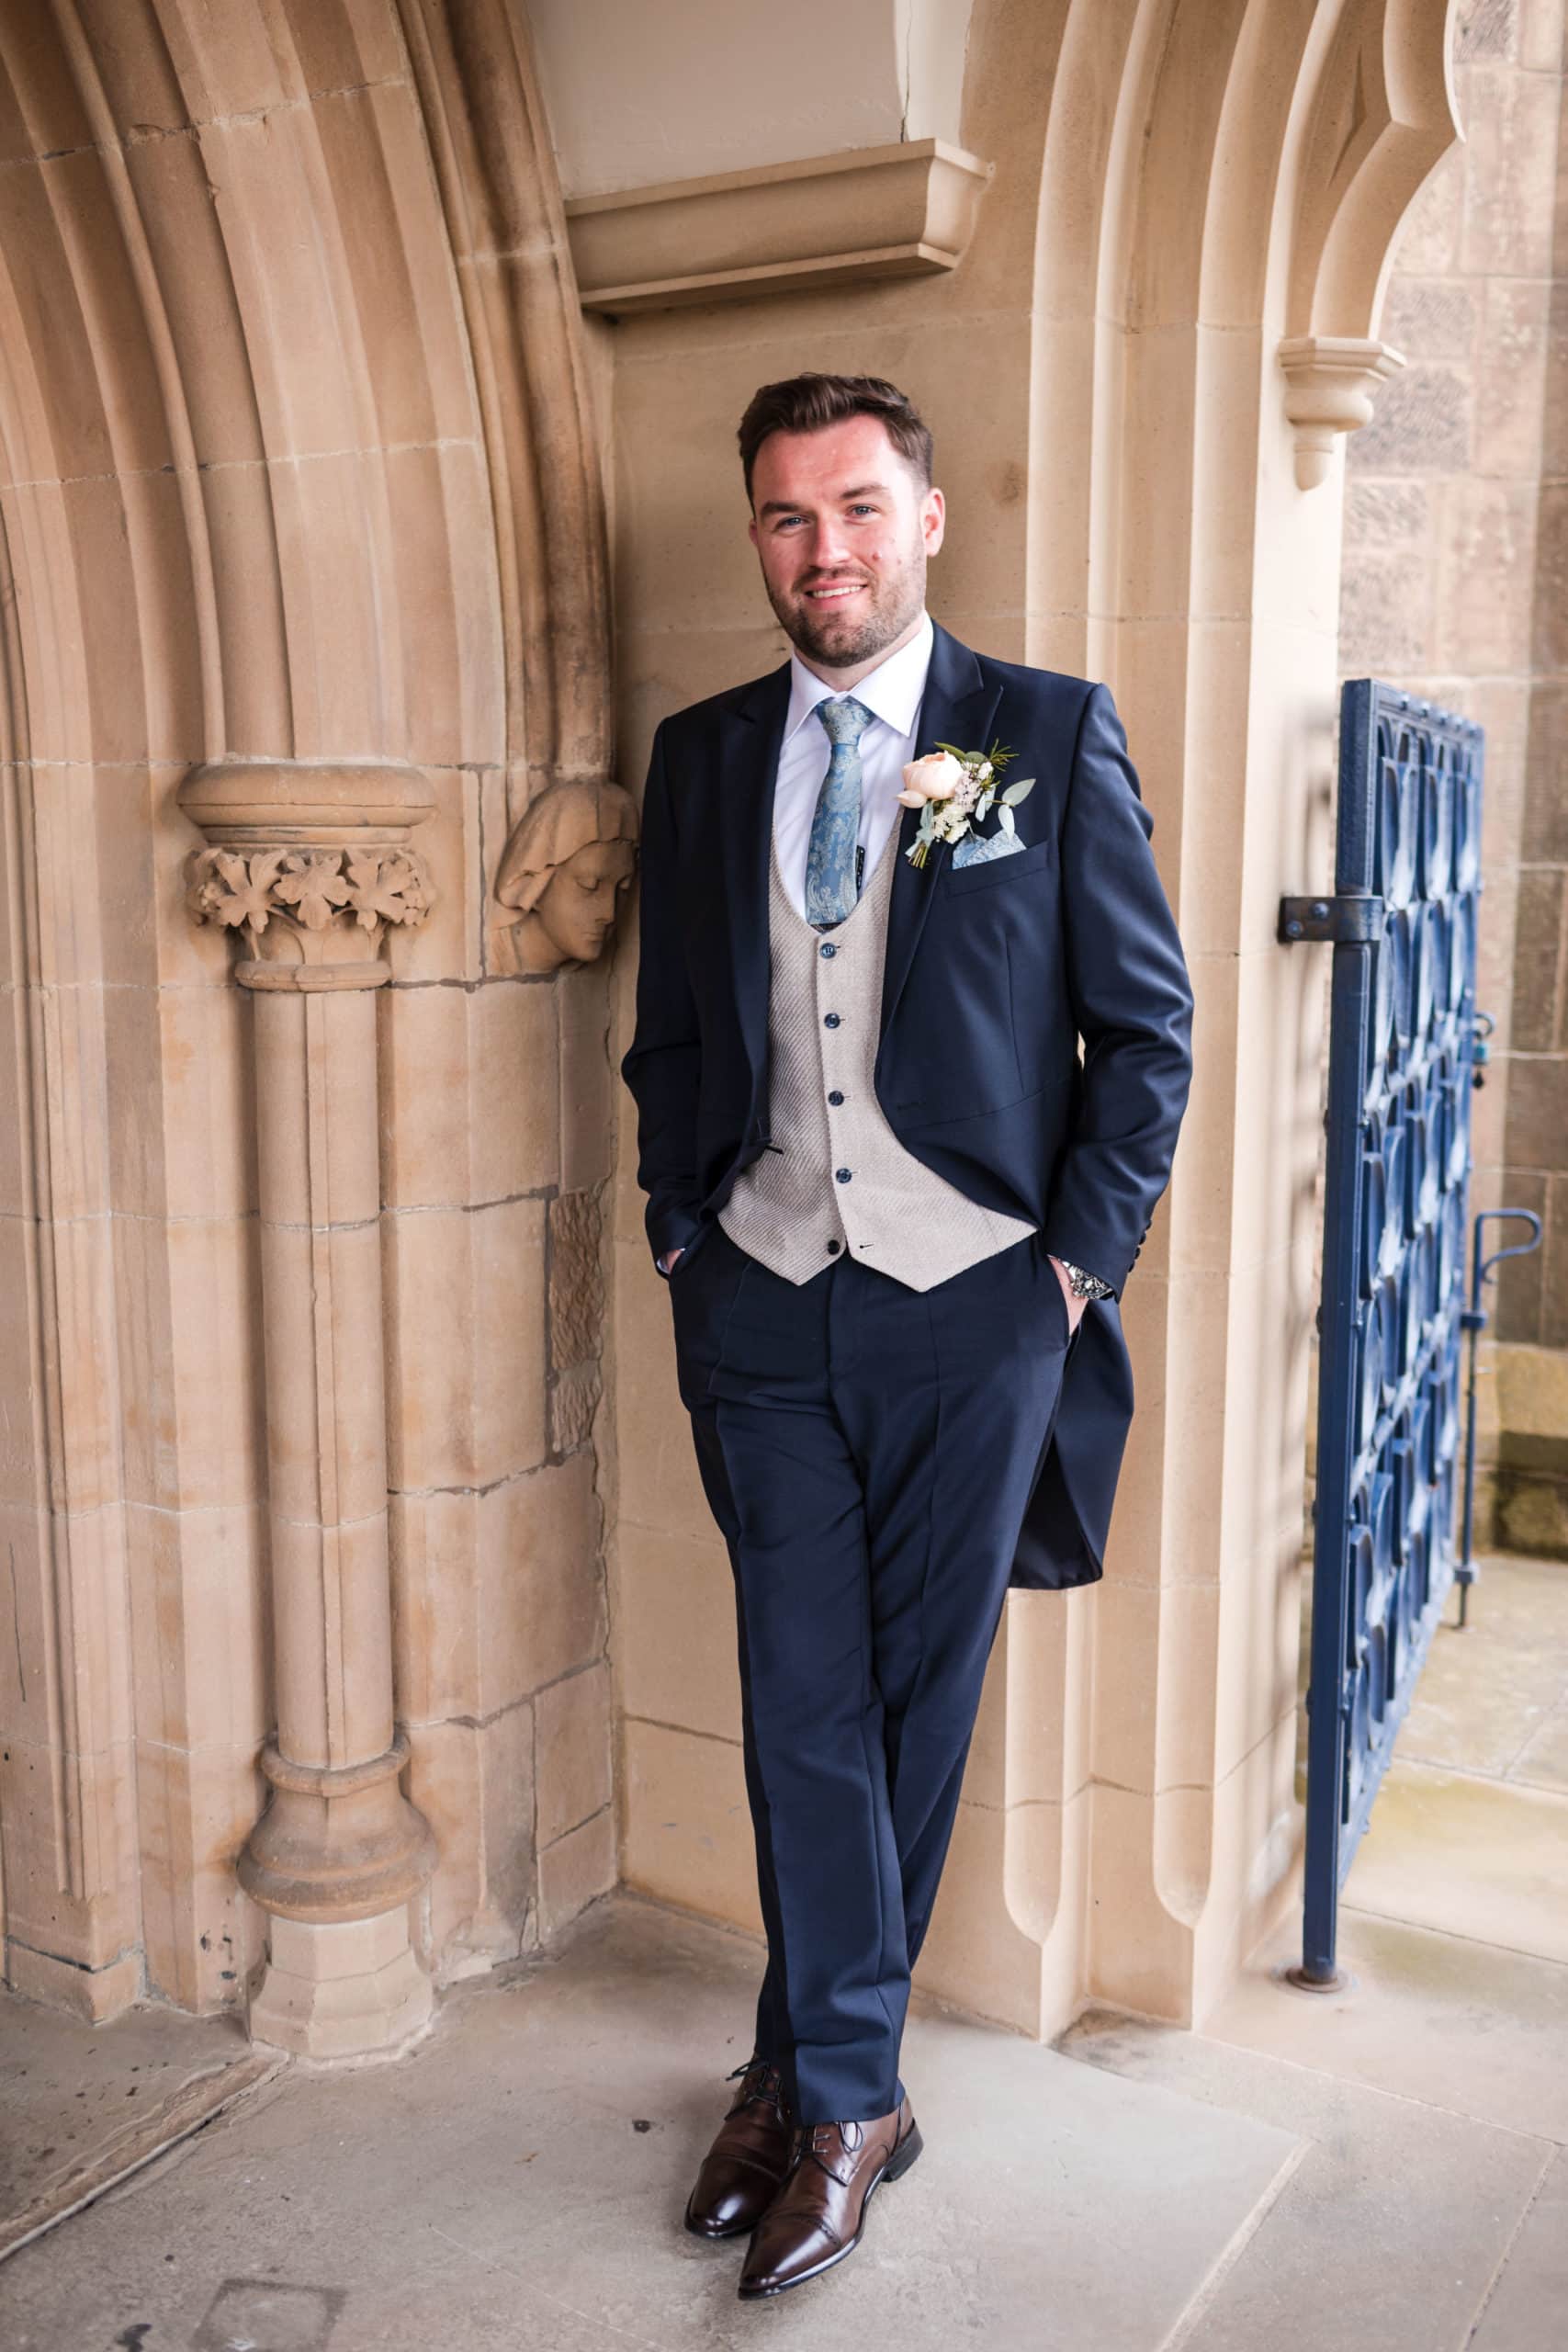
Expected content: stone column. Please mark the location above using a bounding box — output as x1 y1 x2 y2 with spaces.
179 766 438 2058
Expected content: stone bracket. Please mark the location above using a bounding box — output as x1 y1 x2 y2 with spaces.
566 138 994 315
1277 334 1404 489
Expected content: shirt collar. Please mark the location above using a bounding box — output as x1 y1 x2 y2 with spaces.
784 611 934 748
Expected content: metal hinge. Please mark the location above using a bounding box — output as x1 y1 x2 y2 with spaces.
1277 894 1385 944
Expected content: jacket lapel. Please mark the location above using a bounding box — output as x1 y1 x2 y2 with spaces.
877 622 1003 1041
716 623 1003 1101
716 660 790 1113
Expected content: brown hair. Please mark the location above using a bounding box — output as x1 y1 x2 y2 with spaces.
736 373 933 504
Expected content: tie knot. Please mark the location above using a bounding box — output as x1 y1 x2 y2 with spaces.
815 695 874 749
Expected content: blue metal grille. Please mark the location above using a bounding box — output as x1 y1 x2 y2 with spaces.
1300 680 1485 1984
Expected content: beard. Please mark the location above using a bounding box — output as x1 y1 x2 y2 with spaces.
764 543 926 671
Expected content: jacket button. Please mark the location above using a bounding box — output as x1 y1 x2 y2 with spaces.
824 1012 840 1028
836 1168 852 1183
828 1090 844 1106
827 1238 841 1255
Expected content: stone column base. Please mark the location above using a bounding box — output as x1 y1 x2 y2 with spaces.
248 1909 434 2062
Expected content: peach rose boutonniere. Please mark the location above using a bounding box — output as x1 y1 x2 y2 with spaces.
897 741 1035 867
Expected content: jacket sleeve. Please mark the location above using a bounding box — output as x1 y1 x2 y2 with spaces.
1040 682 1194 1297
618 722 706 1272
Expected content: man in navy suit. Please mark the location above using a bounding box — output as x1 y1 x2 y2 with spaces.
620 375 1192 2299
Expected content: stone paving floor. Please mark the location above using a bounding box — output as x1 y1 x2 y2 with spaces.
0 1555 1562 2351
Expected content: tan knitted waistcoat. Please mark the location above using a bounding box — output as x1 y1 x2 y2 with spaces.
717 820 1036 1291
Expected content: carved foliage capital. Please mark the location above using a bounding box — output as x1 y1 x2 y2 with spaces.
186 842 433 956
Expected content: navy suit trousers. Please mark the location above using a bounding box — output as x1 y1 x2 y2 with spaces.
668 1218 1077 2125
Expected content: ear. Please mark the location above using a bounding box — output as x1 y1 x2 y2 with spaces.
748 514 760 549
921 486 945 556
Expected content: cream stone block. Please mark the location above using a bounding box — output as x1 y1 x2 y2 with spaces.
1434 479 1540 676
407 1709 536 1977
382 439 505 770
197 112 368 464
268 1510 395 1770
259 1218 387 1530
619 1718 761 1937
384 1194 547 1490
6 1939 142 2024
390 1489 482 1725
567 140 994 315
160 0 407 123
381 774 483 986
558 961 616 1193
0 1220 41 1507
252 989 380 1230
103 981 255 1223
308 84 479 453
1091 1579 1164 1799
1475 277 1553 479
378 978 559 1210
118 1213 264 1516
1191 1706 1302 2018
1459 62 1561 278
537 1804 615 1942
0 1006 27 1232
136 1737 267 2014
536 1660 613 1848
548 1190 602 1373
478 1454 605 1718
393 1453 604 1725
915 1795 1048 2036
125 1500 268 1754
1089 1780 1194 2023
612 1238 713 1542
610 1521 740 1743
249 1911 433 2061
0 1729 141 1972
3 152 174 485
1214 1534 1303 1794
1003 1586 1086 1808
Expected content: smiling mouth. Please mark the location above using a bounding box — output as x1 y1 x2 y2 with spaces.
802 580 868 604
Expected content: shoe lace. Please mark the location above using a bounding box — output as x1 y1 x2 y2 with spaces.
789 2118 863 2184
723 2055 788 2122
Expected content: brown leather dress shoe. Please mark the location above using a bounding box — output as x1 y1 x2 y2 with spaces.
737 2094 922 2298
683 2056 795 2239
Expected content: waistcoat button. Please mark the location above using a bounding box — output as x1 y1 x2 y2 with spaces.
824 1012 840 1028
828 1090 844 1106
819 942 837 957
835 1168 852 1183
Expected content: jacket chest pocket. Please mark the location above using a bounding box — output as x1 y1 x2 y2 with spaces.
942 835 1055 896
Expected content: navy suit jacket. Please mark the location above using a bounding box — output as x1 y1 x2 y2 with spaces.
619 622 1194 1589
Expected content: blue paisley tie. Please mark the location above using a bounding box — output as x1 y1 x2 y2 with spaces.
805 695 874 929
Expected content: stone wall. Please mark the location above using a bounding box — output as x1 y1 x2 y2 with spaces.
0 0 617 2041
1338 0 1568 1555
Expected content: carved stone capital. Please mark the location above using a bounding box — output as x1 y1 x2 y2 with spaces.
1277 334 1404 490
179 763 436 972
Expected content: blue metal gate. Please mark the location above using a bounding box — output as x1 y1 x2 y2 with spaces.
1281 680 1485 1987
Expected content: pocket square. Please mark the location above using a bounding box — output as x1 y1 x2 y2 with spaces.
952 828 1028 870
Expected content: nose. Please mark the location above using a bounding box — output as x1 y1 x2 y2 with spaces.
804 514 852 570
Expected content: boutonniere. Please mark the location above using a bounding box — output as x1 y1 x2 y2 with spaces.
897 741 1035 867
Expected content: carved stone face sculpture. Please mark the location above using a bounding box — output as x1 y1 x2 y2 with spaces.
492 777 639 975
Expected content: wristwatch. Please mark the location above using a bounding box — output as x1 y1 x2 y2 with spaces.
1055 1257 1113 1301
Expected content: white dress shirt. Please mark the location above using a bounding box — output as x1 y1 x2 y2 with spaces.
773 613 934 922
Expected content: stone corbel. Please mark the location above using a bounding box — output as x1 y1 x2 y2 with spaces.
179 763 438 2059
566 139 994 316
1277 334 1405 490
